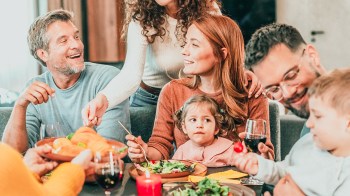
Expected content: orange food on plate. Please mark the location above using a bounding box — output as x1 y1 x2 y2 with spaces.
71 126 107 145
53 138 72 149
57 145 85 157
88 140 111 154
62 127 111 155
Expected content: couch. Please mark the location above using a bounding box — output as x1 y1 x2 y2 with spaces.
0 102 304 161
0 106 157 142
280 114 306 159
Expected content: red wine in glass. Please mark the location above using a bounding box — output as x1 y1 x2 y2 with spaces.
241 119 267 185
244 134 267 153
94 151 124 196
95 166 123 191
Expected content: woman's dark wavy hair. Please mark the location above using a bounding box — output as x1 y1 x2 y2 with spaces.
122 0 220 44
173 95 235 138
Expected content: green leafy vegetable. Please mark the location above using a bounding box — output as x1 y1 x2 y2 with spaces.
117 146 127 153
139 160 193 174
170 178 230 196
66 133 74 140
77 142 86 148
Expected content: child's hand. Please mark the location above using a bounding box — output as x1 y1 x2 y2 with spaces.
238 132 273 160
274 174 305 196
232 145 259 175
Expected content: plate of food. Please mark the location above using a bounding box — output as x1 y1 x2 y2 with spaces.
35 127 128 162
135 160 199 178
129 160 207 183
163 178 255 196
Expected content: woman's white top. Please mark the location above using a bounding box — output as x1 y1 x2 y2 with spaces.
101 15 183 109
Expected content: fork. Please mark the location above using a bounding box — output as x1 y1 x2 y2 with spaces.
118 121 150 164
138 144 150 164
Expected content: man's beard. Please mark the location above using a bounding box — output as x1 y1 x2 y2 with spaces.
283 62 322 119
57 63 85 75
286 104 309 119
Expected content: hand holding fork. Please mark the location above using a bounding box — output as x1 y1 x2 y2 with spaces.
118 121 150 164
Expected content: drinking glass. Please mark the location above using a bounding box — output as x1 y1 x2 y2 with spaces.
40 122 66 140
241 119 267 185
94 151 124 196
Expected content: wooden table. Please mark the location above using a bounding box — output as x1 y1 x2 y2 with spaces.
79 163 263 196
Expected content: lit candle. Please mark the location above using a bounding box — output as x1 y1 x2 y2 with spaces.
136 170 162 196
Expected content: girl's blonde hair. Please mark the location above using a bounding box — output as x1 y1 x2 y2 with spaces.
173 95 235 137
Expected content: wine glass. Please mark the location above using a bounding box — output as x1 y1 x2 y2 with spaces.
94 151 124 196
241 119 267 185
40 122 66 140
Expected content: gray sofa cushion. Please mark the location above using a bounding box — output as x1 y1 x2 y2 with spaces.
0 107 12 139
0 106 157 142
268 102 280 161
280 114 306 159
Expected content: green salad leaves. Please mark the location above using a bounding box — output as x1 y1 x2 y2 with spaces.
140 160 194 174
171 178 230 196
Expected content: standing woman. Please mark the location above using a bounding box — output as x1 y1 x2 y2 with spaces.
82 0 261 126
126 14 274 162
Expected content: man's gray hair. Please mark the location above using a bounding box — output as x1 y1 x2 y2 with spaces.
27 9 74 66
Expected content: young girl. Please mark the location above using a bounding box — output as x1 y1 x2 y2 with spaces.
172 94 238 167
233 68 350 195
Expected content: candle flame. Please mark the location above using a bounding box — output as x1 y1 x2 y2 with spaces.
145 170 150 178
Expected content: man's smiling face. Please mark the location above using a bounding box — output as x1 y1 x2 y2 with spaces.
253 44 321 118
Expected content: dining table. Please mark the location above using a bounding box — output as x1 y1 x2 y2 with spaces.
79 163 264 196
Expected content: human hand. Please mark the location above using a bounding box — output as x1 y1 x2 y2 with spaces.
71 149 94 178
23 144 58 176
238 132 274 160
244 70 263 98
71 149 93 170
81 93 108 127
16 81 55 108
231 150 259 175
274 174 305 196
126 135 148 163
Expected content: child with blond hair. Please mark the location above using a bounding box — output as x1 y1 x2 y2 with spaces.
233 68 350 195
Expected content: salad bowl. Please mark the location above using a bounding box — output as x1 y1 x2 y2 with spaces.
134 160 196 178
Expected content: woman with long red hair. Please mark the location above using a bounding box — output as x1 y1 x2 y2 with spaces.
126 14 274 162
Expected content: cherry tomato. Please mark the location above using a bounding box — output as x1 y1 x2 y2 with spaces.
233 142 243 153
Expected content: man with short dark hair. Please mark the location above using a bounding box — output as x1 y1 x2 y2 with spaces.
245 23 326 137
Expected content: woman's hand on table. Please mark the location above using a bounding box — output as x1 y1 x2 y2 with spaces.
23 144 58 176
81 93 108 127
126 135 148 163
244 69 263 98
274 174 305 196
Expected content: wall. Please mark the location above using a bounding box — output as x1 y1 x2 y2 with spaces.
0 0 38 92
277 0 350 70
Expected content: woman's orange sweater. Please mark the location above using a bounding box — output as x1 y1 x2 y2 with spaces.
148 78 274 159
0 143 85 196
